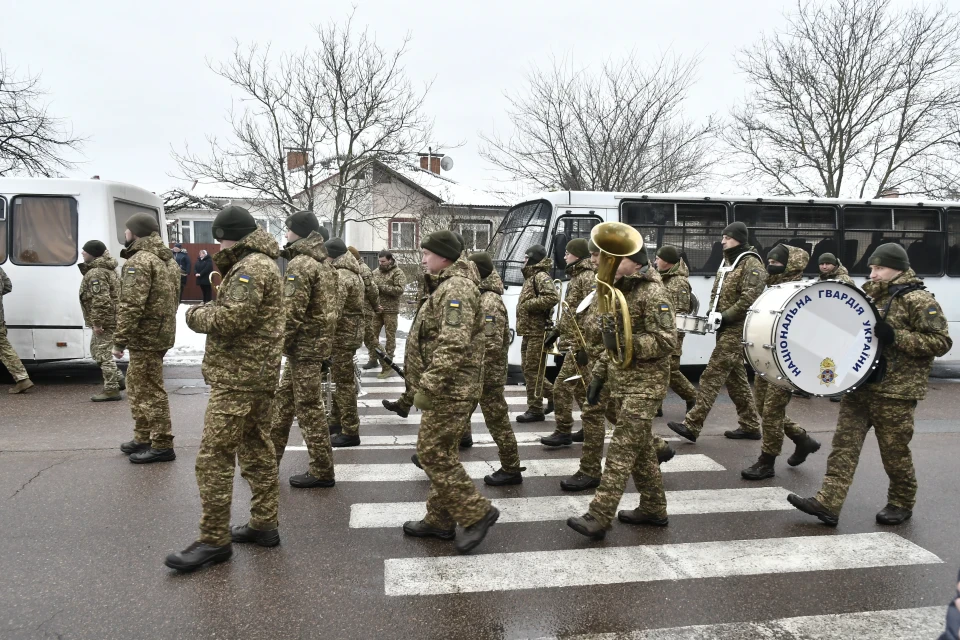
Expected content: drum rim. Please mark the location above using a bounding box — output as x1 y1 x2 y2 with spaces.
744 279 880 397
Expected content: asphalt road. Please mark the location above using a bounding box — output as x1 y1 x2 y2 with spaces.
1 362 958 639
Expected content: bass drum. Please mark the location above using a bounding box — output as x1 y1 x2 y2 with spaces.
742 280 879 396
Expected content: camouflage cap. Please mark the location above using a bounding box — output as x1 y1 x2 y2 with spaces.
722 221 748 245
587 238 600 253
656 245 680 264
469 252 494 279
325 237 347 258
767 244 789 265
421 230 461 261
285 210 320 238
625 248 649 266
525 244 547 263
818 252 839 266
82 240 106 257
318 226 330 242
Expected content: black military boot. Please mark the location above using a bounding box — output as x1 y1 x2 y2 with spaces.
403 520 455 540
787 434 821 467
129 448 176 464
289 473 336 488
362 359 378 370
541 430 573 447
571 429 584 443
455 506 500 553
566 513 607 540
460 435 474 449
618 508 669 527
876 504 913 525
667 421 697 443
560 471 601 491
741 452 776 480
545 398 555 415
118 375 126 391
331 433 360 448
829 396 842 403
164 542 232 572
724 428 761 440
120 440 150 455
657 444 676 465
381 399 409 418
230 523 280 547
411 454 423 469
516 411 545 423
787 494 838 527
484 468 523 486
328 422 342 435
656 406 664 417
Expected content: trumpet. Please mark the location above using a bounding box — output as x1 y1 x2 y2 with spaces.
533 279 564 398
591 221 644 369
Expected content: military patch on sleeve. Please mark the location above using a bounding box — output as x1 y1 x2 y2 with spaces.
927 305 939 315
483 314 496 336
922 302 948 331
446 299 462 326
744 267 763 289
91 279 101 294
123 267 136 285
238 274 251 284
284 275 297 297
657 301 674 331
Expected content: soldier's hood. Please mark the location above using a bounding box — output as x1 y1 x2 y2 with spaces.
564 257 594 278
78 252 118 275
767 245 809 286
479 270 504 295
863 268 923 298
618 264 662 290
283 231 328 262
379 262 397 273
332 251 362 274
120 233 173 262
521 256 553 278
659 257 689 280
213 227 280 273
819 263 849 280
428 255 481 290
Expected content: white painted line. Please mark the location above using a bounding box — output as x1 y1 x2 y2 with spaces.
383 532 942 596
285 432 678 451
351 487 796 528
350 412 579 425
330 454 723 483
359 396 530 407
361 386 529 395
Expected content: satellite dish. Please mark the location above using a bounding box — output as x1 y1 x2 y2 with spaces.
440 156 454 171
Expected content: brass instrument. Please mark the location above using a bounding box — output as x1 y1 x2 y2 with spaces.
209 271 223 294
590 221 644 369
558 297 590 389
533 279 564 398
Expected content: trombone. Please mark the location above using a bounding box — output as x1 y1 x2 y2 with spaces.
533 279 563 398
590 221 644 369
557 296 590 390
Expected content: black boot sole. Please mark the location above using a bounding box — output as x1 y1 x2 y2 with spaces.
516 414 546 423
411 454 423 469
541 439 573 448
787 440 821 467
331 436 360 448
120 443 150 455
617 510 669 526
484 474 523 486
289 477 336 488
724 431 762 440
667 422 697 443
402 522 455 540
741 469 775 480
130 450 176 464
657 449 676 464
164 548 232 572
876 511 912 525
787 494 838 527
455 507 500 553
560 478 600 492
571 431 584 443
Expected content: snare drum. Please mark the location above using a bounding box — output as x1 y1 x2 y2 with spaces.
742 280 879 396
676 314 710 335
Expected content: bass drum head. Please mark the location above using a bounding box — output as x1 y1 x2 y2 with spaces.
750 280 879 396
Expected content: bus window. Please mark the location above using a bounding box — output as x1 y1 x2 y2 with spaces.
842 206 943 276
894 208 943 276
789 206 839 274
734 204 786 258
946 208 960 276
550 215 600 279
115 200 160 243
489 199 551 286
11 196 78 266
622 201 728 274
842 206 895 275
0 198 6 264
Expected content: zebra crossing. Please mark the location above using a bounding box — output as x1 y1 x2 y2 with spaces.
293 370 947 637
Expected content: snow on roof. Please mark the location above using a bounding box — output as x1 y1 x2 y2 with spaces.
188 180 264 201
392 165 508 208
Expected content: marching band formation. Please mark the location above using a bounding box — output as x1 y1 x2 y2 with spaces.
0 206 951 574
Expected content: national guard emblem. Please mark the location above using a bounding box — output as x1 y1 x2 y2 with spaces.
819 357 836 386
284 274 297 297
446 299 462 326
91 279 101 294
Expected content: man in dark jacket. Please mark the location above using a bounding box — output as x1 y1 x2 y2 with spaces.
173 243 191 302
195 250 214 303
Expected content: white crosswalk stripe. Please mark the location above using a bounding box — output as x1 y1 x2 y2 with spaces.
359 396 534 407
286 433 679 450
340 412 580 425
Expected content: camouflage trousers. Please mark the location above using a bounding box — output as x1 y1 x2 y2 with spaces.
815 392 918 514
364 311 399 366
270 358 334 480
553 353 587 433
196 387 280 546
668 354 698 404
588 394 667 527
684 328 760 437
461 385 522 472
579 392 672 480
521 335 552 415
419 399 492 529
127 349 173 449
90 331 122 393
397 380 416 412
0 324 28 382
755 377 806 457
329 342 361 435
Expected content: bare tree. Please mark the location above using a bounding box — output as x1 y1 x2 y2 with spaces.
0 55 83 176
159 187 225 216
725 0 960 199
479 52 716 192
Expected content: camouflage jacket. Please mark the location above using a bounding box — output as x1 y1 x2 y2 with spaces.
479 270 510 388
710 245 765 334
765 245 809 287
558 258 595 348
280 232 338 360
186 228 283 392
332 252 365 347
819 263 856 287
406 256 484 403
0 265 12 328
372 263 406 314
516 257 559 336
358 260 380 313
78 253 120 330
861 269 952 401
592 266 676 398
115 233 180 352
659 258 692 356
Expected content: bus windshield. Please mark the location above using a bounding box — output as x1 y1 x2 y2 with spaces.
489 199 551 286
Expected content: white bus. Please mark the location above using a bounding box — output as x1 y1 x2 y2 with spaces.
1 178 166 362
488 191 960 375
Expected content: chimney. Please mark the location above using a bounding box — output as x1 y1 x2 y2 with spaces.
287 150 308 172
418 151 444 175
879 188 900 199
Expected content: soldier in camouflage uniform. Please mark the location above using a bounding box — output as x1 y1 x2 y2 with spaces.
654 245 698 415
365 250 407 378
326 238 365 447
270 211 339 489
668 221 765 443
402 230 499 553
114 213 180 463
516 245 560 422
818 252 856 286
350 246 380 372
741 244 821 480
789 243 951 527
541 239 595 447
78 240 124 401
568 243 677 539
0 265 33 393
165 207 284 572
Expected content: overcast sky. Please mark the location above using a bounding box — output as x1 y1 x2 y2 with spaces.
5 0 950 201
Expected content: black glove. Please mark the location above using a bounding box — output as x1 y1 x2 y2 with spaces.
321 359 332 374
575 349 589 367
586 377 604 405
874 321 895 347
544 329 561 349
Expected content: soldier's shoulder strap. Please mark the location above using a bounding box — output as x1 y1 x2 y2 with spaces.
881 283 925 318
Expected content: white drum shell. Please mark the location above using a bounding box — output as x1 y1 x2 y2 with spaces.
743 280 879 396
676 314 709 335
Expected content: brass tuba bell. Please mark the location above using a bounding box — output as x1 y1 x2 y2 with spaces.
590 221 644 369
